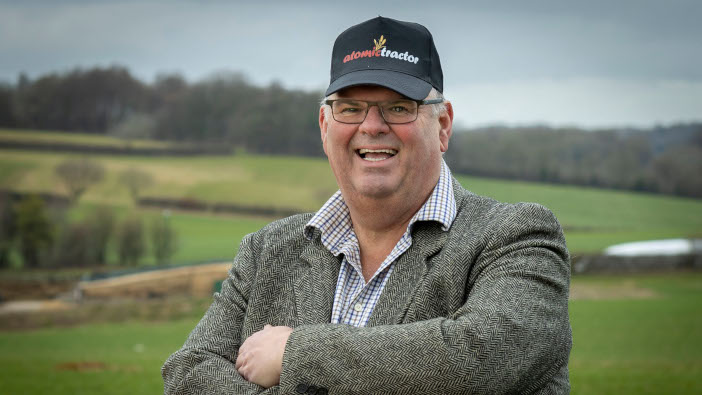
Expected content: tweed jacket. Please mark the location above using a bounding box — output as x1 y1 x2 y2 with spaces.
162 180 572 394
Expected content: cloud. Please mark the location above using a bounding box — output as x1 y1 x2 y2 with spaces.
449 78 702 128
1 0 700 126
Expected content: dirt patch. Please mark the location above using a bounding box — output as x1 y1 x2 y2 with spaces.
55 361 108 372
0 277 76 301
54 361 143 373
0 296 211 331
570 280 658 300
0 300 75 314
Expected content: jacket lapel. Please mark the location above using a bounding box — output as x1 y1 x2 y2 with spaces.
366 222 448 326
293 233 341 326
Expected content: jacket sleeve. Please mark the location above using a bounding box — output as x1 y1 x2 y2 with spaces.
278 203 572 394
161 232 280 395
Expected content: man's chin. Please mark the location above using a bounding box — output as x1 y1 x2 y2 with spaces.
352 180 399 200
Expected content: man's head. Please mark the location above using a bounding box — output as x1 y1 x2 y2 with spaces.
320 17 453 207
325 16 443 101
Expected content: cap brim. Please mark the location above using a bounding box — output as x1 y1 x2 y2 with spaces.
325 69 432 101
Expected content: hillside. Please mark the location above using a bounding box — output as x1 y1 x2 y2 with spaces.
1 129 701 260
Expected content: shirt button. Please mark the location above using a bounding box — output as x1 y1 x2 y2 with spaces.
354 303 363 312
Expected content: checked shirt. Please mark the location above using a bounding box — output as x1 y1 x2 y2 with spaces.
304 161 457 327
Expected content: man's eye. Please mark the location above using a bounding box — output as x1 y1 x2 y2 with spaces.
388 104 411 113
338 105 362 113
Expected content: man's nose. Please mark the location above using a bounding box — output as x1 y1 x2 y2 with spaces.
359 105 390 136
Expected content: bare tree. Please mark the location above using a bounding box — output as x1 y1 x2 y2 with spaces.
55 158 105 203
119 167 154 203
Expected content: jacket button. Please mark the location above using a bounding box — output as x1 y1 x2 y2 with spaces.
307 385 319 394
317 388 328 395
295 383 308 393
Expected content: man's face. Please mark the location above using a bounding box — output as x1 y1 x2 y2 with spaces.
319 85 452 204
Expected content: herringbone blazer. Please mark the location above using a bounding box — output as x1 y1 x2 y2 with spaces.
163 180 572 394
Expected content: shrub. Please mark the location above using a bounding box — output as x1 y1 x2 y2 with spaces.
151 213 178 265
0 192 16 268
14 195 53 268
52 222 93 267
116 216 144 266
85 206 115 265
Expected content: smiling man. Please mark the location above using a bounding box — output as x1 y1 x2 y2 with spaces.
163 16 572 394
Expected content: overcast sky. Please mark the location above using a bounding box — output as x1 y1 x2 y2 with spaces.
2 0 701 128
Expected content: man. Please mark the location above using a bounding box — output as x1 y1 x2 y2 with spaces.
163 16 572 394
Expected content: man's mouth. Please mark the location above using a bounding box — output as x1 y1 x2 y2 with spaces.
357 148 398 162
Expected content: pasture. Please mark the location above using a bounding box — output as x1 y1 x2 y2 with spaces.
1 129 702 393
0 273 700 394
1 130 701 261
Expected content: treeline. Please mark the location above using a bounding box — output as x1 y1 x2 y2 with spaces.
1 66 700 197
444 124 702 198
0 66 322 156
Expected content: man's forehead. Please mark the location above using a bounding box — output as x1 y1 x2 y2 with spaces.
334 85 409 100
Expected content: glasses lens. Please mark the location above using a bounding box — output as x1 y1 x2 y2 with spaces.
332 100 368 123
330 99 419 124
381 100 418 123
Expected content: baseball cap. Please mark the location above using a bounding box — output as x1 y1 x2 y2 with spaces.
325 16 443 101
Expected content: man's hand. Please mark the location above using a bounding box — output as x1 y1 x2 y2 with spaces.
235 325 293 388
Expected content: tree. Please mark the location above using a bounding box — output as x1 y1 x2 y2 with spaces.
85 206 115 265
55 157 105 203
52 221 93 267
119 167 153 203
14 195 53 268
0 193 16 268
116 216 145 266
50 207 114 268
151 212 178 265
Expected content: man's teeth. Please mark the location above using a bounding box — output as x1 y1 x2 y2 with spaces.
358 149 398 155
358 149 397 161
358 148 398 162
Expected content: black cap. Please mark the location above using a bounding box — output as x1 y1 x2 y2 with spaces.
326 16 443 101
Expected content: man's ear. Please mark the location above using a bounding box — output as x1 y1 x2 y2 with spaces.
319 106 329 156
438 101 453 152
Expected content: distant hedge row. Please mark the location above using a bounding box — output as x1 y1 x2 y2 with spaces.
0 140 231 156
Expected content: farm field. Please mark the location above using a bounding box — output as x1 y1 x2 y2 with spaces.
0 272 700 394
0 128 178 149
2 139 701 258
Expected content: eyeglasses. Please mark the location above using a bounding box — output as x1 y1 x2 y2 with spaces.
324 98 444 124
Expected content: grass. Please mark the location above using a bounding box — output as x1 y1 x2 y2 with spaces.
455 176 702 254
0 319 197 395
0 128 177 149
1 129 701 259
0 273 700 394
569 273 702 393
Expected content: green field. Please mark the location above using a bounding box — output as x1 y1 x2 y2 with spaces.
0 273 700 394
2 130 702 393
0 128 178 149
1 128 701 264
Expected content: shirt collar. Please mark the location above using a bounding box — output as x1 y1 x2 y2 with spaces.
305 160 457 251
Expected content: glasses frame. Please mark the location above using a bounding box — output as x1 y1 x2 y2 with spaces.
324 98 444 124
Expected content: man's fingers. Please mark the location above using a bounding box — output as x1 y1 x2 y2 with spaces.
238 365 248 381
235 350 246 369
264 324 272 329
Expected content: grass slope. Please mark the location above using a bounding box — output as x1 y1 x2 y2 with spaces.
1 129 701 257
0 128 175 149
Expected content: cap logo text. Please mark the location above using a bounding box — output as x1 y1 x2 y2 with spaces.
342 35 420 65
